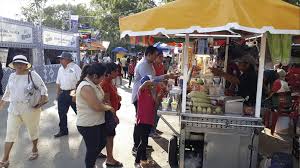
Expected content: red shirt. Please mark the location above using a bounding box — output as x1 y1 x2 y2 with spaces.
286 67 300 90
137 88 155 126
153 63 165 76
128 63 136 75
117 63 122 76
272 79 282 92
100 78 121 111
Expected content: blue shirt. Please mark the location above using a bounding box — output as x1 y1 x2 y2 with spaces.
131 57 164 103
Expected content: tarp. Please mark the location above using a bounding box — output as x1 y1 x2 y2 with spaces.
267 33 292 65
119 0 300 37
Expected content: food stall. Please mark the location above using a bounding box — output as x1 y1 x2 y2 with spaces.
119 0 300 167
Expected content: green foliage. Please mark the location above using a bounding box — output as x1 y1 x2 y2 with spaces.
22 0 91 30
90 0 157 51
284 0 300 6
21 0 47 25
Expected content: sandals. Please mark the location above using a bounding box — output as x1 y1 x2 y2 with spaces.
140 160 155 168
106 161 123 167
0 161 9 168
28 152 39 161
97 153 107 159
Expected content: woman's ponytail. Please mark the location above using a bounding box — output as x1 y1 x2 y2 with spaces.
76 64 91 88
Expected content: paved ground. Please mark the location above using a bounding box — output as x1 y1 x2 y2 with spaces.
0 80 179 168
0 79 298 168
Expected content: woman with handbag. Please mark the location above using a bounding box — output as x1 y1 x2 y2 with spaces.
76 63 115 168
100 63 122 167
0 55 48 167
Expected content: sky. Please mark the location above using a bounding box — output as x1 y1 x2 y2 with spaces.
0 0 91 20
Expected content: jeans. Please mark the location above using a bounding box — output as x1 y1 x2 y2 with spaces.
77 123 106 168
58 90 77 133
135 124 152 163
123 67 128 78
133 101 138 148
128 75 134 86
151 110 160 133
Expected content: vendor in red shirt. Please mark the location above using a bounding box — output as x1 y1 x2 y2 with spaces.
153 50 165 76
99 63 122 167
135 76 164 167
286 63 300 92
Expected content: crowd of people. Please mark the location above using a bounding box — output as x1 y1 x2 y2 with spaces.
0 45 176 168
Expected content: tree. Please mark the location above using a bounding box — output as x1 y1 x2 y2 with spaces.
22 0 91 30
21 0 48 25
90 0 157 51
284 0 300 6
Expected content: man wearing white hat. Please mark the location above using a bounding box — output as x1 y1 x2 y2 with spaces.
55 52 81 138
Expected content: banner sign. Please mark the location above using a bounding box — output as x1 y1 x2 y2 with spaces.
0 22 33 43
43 29 76 48
70 15 79 32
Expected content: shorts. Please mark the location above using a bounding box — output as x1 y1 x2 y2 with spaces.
106 128 116 137
5 110 41 142
105 111 117 137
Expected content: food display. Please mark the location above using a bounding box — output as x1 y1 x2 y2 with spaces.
171 100 178 111
161 98 169 111
187 91 223 115
160 86 181 112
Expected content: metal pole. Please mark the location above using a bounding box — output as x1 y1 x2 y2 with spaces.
223 37 229 87
179 34 189 168
255 33 267 118
69 11 72 31
224 37 229 73
181 34 189 113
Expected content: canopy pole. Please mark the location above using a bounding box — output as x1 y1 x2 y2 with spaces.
223 37 230 87
255 33 267 118
179 34 189 168
181 34 189 114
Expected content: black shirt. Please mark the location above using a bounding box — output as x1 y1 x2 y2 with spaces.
238 69 258 106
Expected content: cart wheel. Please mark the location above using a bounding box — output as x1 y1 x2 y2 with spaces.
168 135 178 167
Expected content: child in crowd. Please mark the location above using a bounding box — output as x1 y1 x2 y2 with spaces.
135 76 164 167
128 59 136 88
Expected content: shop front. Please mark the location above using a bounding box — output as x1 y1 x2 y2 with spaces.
0 17 79 91
0 17 35 92
41 27 79 83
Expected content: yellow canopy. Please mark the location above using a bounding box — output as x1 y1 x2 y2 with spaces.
119 0 300 37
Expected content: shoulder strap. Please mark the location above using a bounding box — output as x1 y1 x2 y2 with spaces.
28 71 38 89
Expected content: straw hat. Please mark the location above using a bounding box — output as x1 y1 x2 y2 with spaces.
8 55 32 69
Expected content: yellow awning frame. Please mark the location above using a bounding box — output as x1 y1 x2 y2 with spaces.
119 0 300 38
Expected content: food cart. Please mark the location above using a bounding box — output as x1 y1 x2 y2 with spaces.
119 0 300 167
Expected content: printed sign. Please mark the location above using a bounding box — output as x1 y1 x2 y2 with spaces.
0 22 33 43
70 15 79 32
43 29 76 48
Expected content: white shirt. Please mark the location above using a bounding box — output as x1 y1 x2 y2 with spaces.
120 58 127 67
56 62 82 90
2 71 48 115
277 80 291 93
103 56 111 63
76 78 105 127
131 57 164 103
